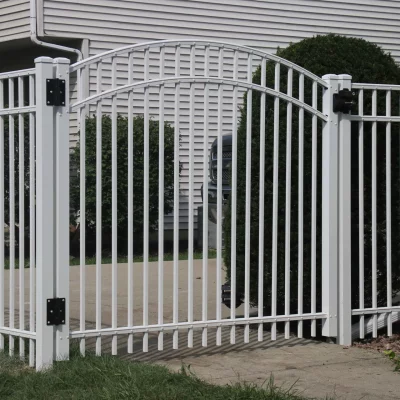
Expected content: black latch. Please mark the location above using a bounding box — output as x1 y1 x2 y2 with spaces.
333 89 355 114
46 79 66 107
47 298 66 326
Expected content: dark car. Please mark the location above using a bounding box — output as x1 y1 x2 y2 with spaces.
201 134 232 206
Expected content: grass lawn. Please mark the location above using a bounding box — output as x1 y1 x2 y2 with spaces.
3 250 218 269
0 347 322 400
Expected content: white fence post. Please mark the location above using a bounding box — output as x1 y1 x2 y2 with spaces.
337 74 352 346
35 57 56 369
321 74 340 339
35 56 71 369
54 58 70 360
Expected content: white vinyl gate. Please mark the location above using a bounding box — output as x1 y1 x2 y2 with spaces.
0 40 399 370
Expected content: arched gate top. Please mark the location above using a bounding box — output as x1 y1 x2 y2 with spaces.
70 75 327 121
70 39 328 88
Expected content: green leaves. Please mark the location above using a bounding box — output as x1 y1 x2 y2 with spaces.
70 115 179 255
224 34 400 313
384 350 400 371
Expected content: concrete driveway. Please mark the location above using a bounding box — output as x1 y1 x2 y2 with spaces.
69 258 243 328
3 260 400 399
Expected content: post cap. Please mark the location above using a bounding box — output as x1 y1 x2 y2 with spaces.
338 74 352 80
322 74 339 80
53 58 71 65
35 57 53 64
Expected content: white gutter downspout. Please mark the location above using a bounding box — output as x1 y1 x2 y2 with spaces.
30 0 83 60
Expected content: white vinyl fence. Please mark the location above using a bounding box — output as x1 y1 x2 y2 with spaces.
350 83 400 339
0 40 399 370
0 67 37 366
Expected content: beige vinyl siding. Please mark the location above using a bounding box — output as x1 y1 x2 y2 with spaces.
0 0 30 42
43 0 400 59
41 0 400 231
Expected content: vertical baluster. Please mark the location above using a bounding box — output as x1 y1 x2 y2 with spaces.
96 61 103 356
298 73 304 338
127 53 134 354
244 53 253 343
271 63 280 341
143 49 150 352
386 89 392 337
173 46 180 350
258 58 267 342
79 66 86 355
202 45 209 347
311 81 317 337
230 50 238 345
358 89 365 339
216 47 224 346
371 89 377 338
9 77 15 356
284 67 293 340
18 76 25 359
187 45 195 348
111 56 118 354
158 46 165 351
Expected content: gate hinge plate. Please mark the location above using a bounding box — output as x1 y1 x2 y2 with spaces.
47 298 66 326
333 89 356 114
46 79 66 107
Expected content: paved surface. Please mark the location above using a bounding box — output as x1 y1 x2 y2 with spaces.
4 261 400 399
69 260 241 326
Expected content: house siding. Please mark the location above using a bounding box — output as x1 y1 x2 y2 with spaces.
0 0 30 43
42 0 400 59
40 0 400 231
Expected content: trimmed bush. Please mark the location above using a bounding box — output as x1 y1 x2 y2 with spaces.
70 115 179 255
224 34 400 315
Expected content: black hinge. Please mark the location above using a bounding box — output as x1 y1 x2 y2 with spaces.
46 79 66 107
333 89 356 114
47 298 66 326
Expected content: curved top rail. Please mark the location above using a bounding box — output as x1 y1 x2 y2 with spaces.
70 39 327 87
70 76 327 122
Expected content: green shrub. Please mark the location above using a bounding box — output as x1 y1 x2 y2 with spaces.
70 115 179 255
224 34 400 314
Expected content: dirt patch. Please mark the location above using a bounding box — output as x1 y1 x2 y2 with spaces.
354 334 400 353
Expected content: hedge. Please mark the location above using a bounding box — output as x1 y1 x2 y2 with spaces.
223 34 400 314
70 115 179 255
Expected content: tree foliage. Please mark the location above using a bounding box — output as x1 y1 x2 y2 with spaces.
224 34 400 313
